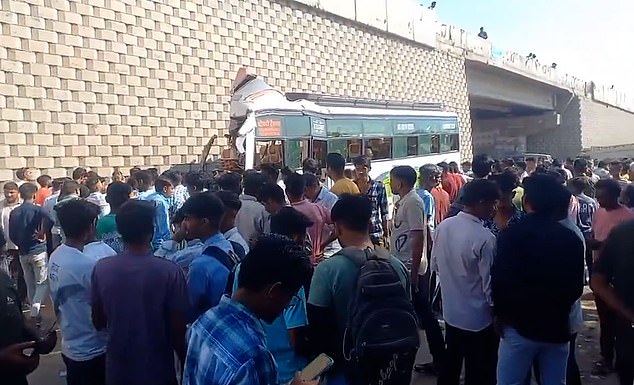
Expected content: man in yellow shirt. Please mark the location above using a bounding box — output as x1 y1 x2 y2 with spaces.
326 153 360 196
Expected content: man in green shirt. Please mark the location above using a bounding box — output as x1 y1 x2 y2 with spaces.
96 182 132 254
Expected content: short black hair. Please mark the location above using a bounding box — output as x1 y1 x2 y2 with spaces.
180 191 225 224
184 170 211 193
419 164 440 178
214 190 241 211
331 194 372 233
79 184 90 198
260 183 286 204
3 182 18 191
270 207 314 239
61 180 80 196
303 173 320 188
85 177 101 192
516 160 527 171
243 170 267 197
130 170 152 191
597 160 608 168
72 167 87 180
116 200 155 245
436 162 450 172
489 169 519 194
285 173 305 199
352 155 371 169
57 199 101 239
37 175 52 187
106 182 132 210
390 166 417 187
472 153 494 178
461 179 501 206
154 177 173 192
573 158 588 173
217 172 242 194
523 174 562 214
260 163 280 182
609 160 623 169
326 153 346 173
302 158 320 174
569 176 590 194
525 156 537 163
162 171 182 186
553 185 572 221
19 183 37 200
596 179 621 199
238 234 312 293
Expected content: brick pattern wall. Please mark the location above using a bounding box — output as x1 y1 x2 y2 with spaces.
580 98 634 150
0 0 471 180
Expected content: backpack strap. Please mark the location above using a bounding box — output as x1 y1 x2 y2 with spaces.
203 245 240 272
339 246 391 267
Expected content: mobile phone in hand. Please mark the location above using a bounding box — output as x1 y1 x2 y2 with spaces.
300 353 334 381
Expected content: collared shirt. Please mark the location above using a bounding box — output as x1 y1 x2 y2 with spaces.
235 194 268 245
173 184 189 212
483 207 525 237
361 179 389 239
0 200 21 251
183 296 277 385
157 239 204 274
431 211 496 332
416 188 435 232
187 234 235 319
313 186 338 211
391 189 427 274
224 227 250 256
140 192 172 250
43 191 60 235
86 191 110 217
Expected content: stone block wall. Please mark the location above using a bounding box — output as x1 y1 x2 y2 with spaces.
526 94 582 159
580 98 634 151
0 0 471 180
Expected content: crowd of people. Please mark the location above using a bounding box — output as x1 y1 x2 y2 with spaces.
1 152 634 385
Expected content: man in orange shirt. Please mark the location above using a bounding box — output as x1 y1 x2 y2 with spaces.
438 162 459 202
34 175 52 206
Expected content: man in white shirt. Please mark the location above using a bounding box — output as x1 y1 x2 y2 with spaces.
235 171 269 245
0 182 21 275
216 191 250 258
431 179 500 385
49 199 115 385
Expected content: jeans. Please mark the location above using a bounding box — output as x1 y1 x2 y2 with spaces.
497 327 569 385
411 272 445 365
438 324 498 385
62 354 106 385
19 251 48 318
523 334 581 385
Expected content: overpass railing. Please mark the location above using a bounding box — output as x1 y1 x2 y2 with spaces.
293 0 633 113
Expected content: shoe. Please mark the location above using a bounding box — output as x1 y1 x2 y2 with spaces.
414 362 439 376
591 359 613 376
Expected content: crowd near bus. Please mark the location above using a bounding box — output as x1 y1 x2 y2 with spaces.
2 153 634 385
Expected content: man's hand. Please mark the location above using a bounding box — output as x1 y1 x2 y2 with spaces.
0 341 40 374
290 372 319 385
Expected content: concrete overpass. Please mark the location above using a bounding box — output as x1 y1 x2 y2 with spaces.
0 0 634 179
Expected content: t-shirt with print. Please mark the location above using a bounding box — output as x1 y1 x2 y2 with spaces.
48 244 110 361
330 178 360 196
575 193 597 237
96 214 123 254
92 253 190 385
391 189 427 274
0 270 29 385
232 264 307 383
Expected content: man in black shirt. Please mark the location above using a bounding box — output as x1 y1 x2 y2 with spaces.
592 219 634 385
493 174 584 385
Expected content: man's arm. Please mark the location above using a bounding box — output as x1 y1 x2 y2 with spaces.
90 269 107 330
478 235 496 309
379 184 389 238
8 210 20 248
591 228 634 322
409 229 425 291
168 269 191 367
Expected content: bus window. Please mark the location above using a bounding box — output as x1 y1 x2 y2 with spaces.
365 138 392 160
430 134 440 154
418 135 431 155
328 138 363 162
393 136 418 158
256 140 284 168
285 139 309 170
449 134 460 151
440 134 459 152
312 139 328 169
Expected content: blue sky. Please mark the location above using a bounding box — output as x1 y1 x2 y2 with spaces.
428 0 634 92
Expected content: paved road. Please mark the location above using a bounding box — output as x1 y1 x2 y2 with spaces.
28 290 618 385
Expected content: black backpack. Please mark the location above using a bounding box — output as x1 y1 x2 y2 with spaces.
342 247 419 385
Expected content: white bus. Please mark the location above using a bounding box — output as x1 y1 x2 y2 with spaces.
229 70 461 184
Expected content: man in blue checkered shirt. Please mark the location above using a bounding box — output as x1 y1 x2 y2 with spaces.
183 235 317 385
353 156 389 246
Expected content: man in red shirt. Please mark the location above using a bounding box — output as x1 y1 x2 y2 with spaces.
431 184 451 225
